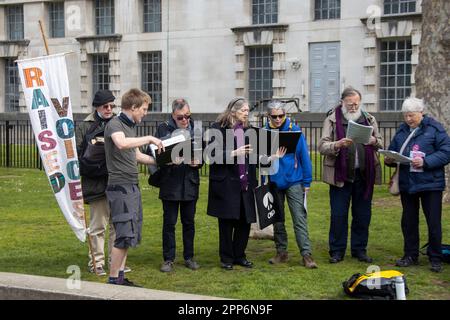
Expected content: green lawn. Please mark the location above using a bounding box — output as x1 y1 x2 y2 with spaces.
0 167 449 300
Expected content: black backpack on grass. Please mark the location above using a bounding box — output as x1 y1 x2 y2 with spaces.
420 243 450 263
343 270 409 300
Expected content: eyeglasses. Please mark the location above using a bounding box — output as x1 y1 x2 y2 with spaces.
100 103 115 110
175 114 191 121
269 114 285 120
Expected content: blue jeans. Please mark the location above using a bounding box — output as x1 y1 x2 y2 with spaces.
328 170 372 257
273 183 312 256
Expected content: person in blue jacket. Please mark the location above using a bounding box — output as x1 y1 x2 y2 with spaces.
385 97 450 273
265 100 317 268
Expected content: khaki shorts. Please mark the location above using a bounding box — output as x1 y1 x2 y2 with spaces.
106 184 142 249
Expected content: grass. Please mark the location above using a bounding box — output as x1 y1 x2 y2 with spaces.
0 167 449 300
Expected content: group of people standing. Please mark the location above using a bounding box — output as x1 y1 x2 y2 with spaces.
76 86 450 287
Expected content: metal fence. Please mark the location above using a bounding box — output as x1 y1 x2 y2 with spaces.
0 117 402 183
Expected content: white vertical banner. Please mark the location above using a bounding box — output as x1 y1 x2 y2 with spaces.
17 53 86 242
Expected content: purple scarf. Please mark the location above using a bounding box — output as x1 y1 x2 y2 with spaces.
335 106 376 199
234 122 248 191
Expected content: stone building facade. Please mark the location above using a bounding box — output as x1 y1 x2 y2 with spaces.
0 0 423 113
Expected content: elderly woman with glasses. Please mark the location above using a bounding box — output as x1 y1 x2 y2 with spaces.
385 97 450 273
264 100 317 268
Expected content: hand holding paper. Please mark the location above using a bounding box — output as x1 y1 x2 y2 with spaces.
346 120 374 144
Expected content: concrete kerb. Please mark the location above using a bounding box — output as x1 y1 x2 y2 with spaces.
0 272 227 300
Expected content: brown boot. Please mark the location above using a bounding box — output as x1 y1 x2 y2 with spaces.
302 254 318 269
268 251 289 264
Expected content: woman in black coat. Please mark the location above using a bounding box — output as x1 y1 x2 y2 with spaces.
206 97 258 270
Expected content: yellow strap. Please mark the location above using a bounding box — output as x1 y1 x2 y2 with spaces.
348 270 404 293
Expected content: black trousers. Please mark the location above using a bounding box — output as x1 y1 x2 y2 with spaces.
162 200 197 261
218 197 251 264
329 170 372 257
400 191 443 262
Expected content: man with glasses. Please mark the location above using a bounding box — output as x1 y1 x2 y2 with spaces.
76 89 122 276
265 100 317 269
319 87 383 264
152 98 202 272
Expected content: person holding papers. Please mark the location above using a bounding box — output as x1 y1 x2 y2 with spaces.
105 89 163 286
264 100 317 269
385 97 450 273
206 97 258 270
319 87 382 264
154 98 202 273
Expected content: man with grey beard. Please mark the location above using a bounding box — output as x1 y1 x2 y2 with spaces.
319 87 383 264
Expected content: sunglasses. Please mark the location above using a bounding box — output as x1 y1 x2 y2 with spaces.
269 114 285 120
175 114 191 121
101 103 115 110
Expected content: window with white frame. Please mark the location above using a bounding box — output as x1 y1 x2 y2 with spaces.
5 58 20 112
95 0 115 35
143 0 161 32
379 39 412 111
141 52 162 112
384 0 416 15
314 0 340 20
49 2 65 38
6 5 24 40
248 47 273 107
92 54 110 93
252 0 278 25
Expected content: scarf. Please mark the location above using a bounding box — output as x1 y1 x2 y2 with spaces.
335 106 376 199
234 122 248 191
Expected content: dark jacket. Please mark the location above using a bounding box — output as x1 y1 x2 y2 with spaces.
206 122 257 223
388 115 450 194
75 112 112 204
155 117 201 201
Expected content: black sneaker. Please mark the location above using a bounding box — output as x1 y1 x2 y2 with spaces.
430 261 442 273
121 278 142 287
352 253 373 263
329 254 344 264
395 256 419 267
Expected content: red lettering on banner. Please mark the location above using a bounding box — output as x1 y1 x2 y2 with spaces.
38 130 57 151
69 181 83 200
23 67 44 88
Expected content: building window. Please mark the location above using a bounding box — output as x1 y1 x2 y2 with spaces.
143 0 161 32
5 58 20 112
49 2 65 38
141 52 162 112
248 47 273 107
314 0 341 20
252 0 278 25
95 0 115 35
6 5 24 40
92 54 110 93
379 39 412 111
384 0 416 15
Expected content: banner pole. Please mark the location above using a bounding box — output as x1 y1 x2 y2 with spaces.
38 20 50 55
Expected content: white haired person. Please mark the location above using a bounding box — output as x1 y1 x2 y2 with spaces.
319 87 383 264
385 97 450 273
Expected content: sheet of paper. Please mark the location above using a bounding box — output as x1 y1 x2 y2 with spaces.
379 149 412 163
346 120 373 144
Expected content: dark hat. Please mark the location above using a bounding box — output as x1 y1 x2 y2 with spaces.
92 90 115 107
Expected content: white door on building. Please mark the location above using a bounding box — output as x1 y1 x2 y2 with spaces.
309 42 340 112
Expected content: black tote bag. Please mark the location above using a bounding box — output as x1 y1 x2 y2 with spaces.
253 181 284 229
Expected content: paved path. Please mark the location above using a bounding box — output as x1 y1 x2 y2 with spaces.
0 272 226 300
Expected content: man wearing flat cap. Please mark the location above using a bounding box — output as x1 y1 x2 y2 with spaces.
76 89 126 276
